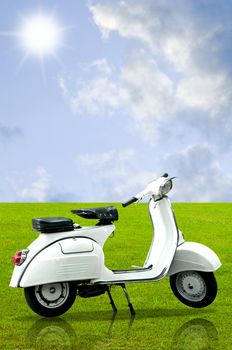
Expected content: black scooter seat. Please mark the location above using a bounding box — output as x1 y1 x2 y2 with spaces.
71 206 118 223
32 217 74 233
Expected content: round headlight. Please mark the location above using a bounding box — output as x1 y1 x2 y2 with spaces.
160 179 172 196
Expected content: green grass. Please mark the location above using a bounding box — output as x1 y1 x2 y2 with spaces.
0 202 231 349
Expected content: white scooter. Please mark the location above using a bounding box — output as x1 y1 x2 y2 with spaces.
10 174 221 317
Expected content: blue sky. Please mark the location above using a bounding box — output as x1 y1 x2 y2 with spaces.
1 0 232 202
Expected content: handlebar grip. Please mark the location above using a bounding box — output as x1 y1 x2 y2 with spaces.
122 197 137 207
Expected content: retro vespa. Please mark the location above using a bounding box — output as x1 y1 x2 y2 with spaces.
10 174 221 317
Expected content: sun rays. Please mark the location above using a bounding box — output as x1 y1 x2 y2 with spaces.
0 9 70 75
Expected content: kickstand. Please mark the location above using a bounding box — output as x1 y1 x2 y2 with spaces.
107 286 117 313
120 283 136 316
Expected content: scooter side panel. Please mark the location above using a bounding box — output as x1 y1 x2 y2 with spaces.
167 242 222 275
18 238 103 287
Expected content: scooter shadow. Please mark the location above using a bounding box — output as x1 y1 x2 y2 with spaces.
18 306 213 323
67 307 213 321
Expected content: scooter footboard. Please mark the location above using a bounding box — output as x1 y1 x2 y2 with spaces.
168 242 221 276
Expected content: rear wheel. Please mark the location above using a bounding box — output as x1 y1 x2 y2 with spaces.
170 271 217 308
24 282 77 317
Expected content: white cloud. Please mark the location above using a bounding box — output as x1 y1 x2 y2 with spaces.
57 1 232 203
70 76 122 115
59 51 232 145
18 167 50 202
163 144 232 201
162 35 194 73
78 150 115 169
161 25 223 74
11 147 232 202
58 76 69 98
76 148 154 201
59 1 232 146
176 73 231 116
75 144 232 202
89 58 112 75
89 1 224 74
89 1 158 47
120 54 175 142
15 167 79 202
59 53 175 144
58 59 124 115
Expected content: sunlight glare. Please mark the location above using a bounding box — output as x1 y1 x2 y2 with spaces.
19 13 61 57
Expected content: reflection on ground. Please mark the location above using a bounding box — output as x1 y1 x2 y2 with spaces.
172 318 218 350
26 312 218 350
28 318 77 349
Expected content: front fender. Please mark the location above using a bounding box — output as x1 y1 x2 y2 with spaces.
168 242 221 276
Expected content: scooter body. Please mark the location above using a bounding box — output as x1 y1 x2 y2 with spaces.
10 174 221 317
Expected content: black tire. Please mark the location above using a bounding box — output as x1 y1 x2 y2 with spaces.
24 282 77 317
170 271 218 308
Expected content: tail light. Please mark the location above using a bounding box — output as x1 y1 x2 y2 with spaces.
12 250 29 266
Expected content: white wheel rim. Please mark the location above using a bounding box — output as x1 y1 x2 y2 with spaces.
176 272 207 302
35 283 69 309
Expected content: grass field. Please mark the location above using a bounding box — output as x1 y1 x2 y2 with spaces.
0 202 231 349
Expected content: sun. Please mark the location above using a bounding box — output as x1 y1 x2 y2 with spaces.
19 13 61 58
0 10 69 73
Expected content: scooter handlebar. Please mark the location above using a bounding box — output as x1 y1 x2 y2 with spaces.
122 197 137 207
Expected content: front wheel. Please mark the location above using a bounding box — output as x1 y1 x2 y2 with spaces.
170 271 218 308
24 282 77 317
